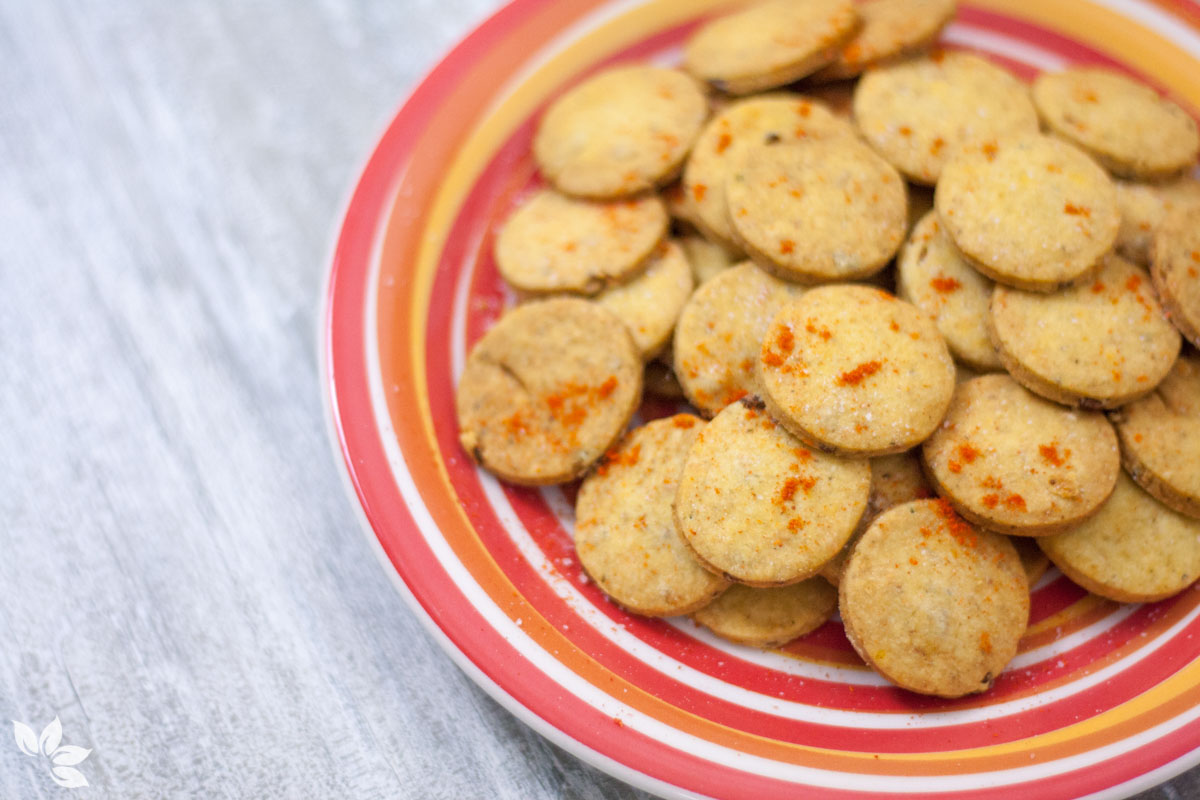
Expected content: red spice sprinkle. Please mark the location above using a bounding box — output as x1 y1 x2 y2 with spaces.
1125 274 1143 292
957 442 981 463
1134 433 1144 443
805 320 833 340
920 526 933 537
1003 493 1027 511
762 350 786 368
692 184 707 202
672 415 697 429
788 517 807 532
931 276 962 293
909 557 919 566
1039 443 1066 466
948 460 962 474
776 476 817 505
780 239 796 254
982 494 999 509
797 102 812 118
1091 281 1106 294
596 443 641 476
775 325 795 355
597 376 618 398
934 499 977 547
931 137 946 155
980 631 993 654
1064 203 1090 217
723 388 749 405
981 142 998 160
716 132 732 153
889 320 901 332
899 125 912 137
837 360 883 386
793 447 813 462
562 241 577 252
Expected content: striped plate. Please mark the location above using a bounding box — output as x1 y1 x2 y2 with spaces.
322 1 1200 797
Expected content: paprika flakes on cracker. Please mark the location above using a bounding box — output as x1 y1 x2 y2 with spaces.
456 298 642 485
674 397 871 587
921 374 1120 536
575 414 730 616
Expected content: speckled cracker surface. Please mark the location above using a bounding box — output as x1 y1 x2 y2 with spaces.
989 254 1181 408
1114 177 1200 267
759 285 955 455
810 0 957 81
692 579 837 647
897 210 1001 371
1033 67 1200 180
1153 205 1200 348
1038 472 1200 602
575 415 729 616
495 190 668 294
456 299 642 485
727 138 907 282
673 262 804 416
853 51 1038 185
935 133 1120 291
922 374 1120 535
675 398 871 586
594 240 695 360
684 94 856 248
534 66 708 199
684 0 860 95
839 499 1029 698
1114 352 1200 519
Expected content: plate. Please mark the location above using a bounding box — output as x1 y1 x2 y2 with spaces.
322 2 1200 797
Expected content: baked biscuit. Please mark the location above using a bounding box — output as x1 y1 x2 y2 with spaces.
759 285 955 456
853 52 1038 185
839 499 1029 697
495 190 668 294
1113 177 1200 267
1153 205 1200 348
820 450 933 585
683 95 857 249
675 398 871 586
936 133 1120 291
594 240 695 360
922 374 1120 535
575 415 729 615
1038 472 1200 602
897 210 1001 371
692 579 837 647
989 253 1181 408
810 0 957 82
726 138 907 282
456 299 642 485
534 66 708 199
1011 536 1050 586
679 233 737 285
673 262 804 416
684 0 861 95
1032 67 1200 180
1113 351 1200 519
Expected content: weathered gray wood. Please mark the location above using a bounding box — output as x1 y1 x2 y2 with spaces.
0 1 1195 798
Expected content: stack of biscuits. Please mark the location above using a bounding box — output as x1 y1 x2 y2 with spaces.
454 0 1200 698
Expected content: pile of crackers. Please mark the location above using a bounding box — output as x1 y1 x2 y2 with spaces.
454 0 1200 698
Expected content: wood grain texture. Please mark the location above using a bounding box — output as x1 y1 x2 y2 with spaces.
0 1 1194 798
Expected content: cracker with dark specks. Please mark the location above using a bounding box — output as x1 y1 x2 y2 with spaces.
692 579 837 647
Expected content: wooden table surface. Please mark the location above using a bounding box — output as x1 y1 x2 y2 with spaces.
1 1 1196 797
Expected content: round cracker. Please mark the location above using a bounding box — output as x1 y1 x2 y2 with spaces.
921 374 1120 535
726 138 908 282
673 261 805 416
809 0 957 82
989 253 1181 409
759 285 955 456
456 299 642 485
839 499 1029 698
853 51 1038 185
678 232 737 285
575 415 729 616
1113 177 1200 267
935 133 1120 291
1011 535 1051 587
594 240 695 360
675 398 871 587
1038 471 1200 602
683 0 861 95
1032 67 1200 180
1152 205 1200 348
691 579 837 647
1113 351 1200 519
495 190 668 294
897 210 1001 371
534 66 709 199
683 94 857 249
